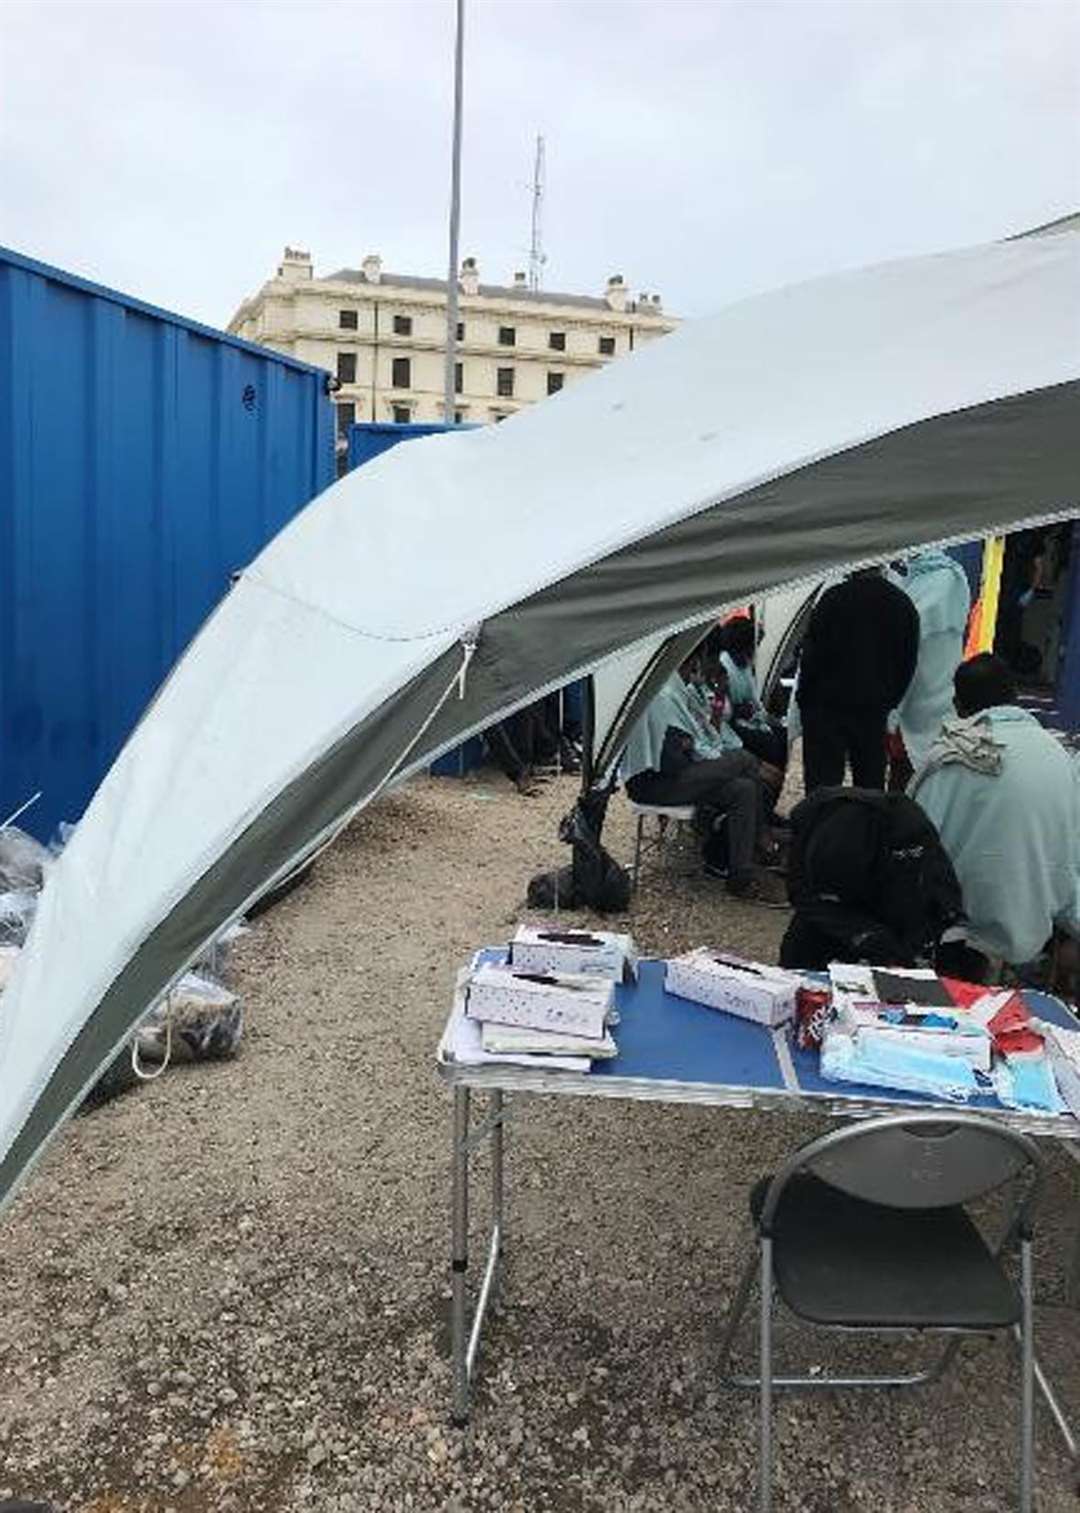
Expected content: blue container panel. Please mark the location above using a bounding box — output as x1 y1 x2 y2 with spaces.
0 248 334 838
429 735 487 777
346 420 471 473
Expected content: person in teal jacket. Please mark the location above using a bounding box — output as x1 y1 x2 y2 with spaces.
911 654 1080 975
622 660 781 904
718 616 788 770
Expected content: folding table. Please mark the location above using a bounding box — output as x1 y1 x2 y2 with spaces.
437 951 1080 1466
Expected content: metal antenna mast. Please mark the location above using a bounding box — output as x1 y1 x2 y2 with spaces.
443 0 465 425
528 134 546 292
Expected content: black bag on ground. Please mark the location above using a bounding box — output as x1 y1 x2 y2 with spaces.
779 786 964 970
526 792 631 914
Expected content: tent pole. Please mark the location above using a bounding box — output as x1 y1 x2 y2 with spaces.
443 0 465 426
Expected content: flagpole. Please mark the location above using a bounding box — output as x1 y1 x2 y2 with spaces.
443 0 465 424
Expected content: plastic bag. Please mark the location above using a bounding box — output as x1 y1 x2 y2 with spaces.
48 820 78 857
137 971 244 1065
193 919 249 978
0 826 52 892
0 945 20 993
992 1053 1063 1114
0 890 37 947
820 1026 977 1102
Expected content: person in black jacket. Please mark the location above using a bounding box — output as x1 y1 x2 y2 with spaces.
797 567 919 793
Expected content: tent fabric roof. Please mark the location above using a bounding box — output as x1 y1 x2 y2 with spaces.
1 231 1079 1210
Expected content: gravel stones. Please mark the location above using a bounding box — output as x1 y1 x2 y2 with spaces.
1 772 1079 1510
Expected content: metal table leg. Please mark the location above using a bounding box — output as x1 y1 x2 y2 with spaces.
451 1086 470 1426
450 1087 506 1426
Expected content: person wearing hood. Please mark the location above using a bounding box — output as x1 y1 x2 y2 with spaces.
887 549 972 788
910 653 1080 978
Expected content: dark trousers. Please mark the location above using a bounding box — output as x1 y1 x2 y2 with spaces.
626 751 762 885
801 703 887 794
487 698 558 782
733 719 788 770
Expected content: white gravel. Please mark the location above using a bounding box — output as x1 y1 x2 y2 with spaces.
1 769 1080 1511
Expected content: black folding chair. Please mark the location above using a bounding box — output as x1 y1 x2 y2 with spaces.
717 1112 1041 1512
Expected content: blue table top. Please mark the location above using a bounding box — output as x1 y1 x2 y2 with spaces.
470 949 1080 1122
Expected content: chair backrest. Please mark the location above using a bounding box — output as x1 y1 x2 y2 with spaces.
761 1112 1040 1228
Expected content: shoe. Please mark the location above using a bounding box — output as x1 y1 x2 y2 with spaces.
756 838 787 873
726 871 789 909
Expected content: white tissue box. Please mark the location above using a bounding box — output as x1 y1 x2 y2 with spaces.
466 962 614 1040
665 949 799 1027
509 924 638 983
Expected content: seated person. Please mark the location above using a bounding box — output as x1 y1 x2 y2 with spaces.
910 654 1080 978
622 658 782 905
717 617 788 771
486 696 559 795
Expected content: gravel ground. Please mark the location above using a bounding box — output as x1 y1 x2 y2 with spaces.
2 768 1080 1511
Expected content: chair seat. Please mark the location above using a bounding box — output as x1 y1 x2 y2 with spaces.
750 1173 1020 1330
628 801 695 820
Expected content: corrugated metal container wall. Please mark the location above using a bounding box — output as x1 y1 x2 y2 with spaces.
0 246 335 840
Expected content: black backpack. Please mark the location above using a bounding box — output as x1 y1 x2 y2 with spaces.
526 791 631 915
780 787 964 970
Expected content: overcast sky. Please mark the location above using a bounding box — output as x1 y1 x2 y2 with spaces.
3 0 1078 326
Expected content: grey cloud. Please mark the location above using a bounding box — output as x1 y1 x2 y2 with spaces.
2 0 1077 326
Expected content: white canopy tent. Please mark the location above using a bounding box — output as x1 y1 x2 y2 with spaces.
2 231 1079 1210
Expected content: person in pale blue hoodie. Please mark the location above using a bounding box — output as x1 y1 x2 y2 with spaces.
622 657 781 904
911 654 1080 978
887 550 972 788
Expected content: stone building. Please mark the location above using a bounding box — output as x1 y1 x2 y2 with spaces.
228 249 677 452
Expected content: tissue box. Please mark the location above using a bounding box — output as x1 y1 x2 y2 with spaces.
466 962 614 1040
665 949 799 1027
510 925 638 983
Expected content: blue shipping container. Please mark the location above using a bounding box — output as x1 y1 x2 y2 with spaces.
0 246 335 840
347 419 465 473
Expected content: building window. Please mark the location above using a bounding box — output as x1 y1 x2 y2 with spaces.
336 401 355 438
490 410 508 423
599 335 616 356
548 331 566 351
339 309 358 330
498 326 515 347
392 405 411 424
454 362 463 394
454 410 466 424
547 371 564 396
393 314 412 336
496 367 515 398
456 321 465 341
392 356 411 389
337 352 357 384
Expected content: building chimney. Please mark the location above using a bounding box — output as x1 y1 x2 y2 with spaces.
361 253 382 285
460 256 480 296
277 247 313 283
651 293 663 311
513 270 527 288
605 274 626 313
